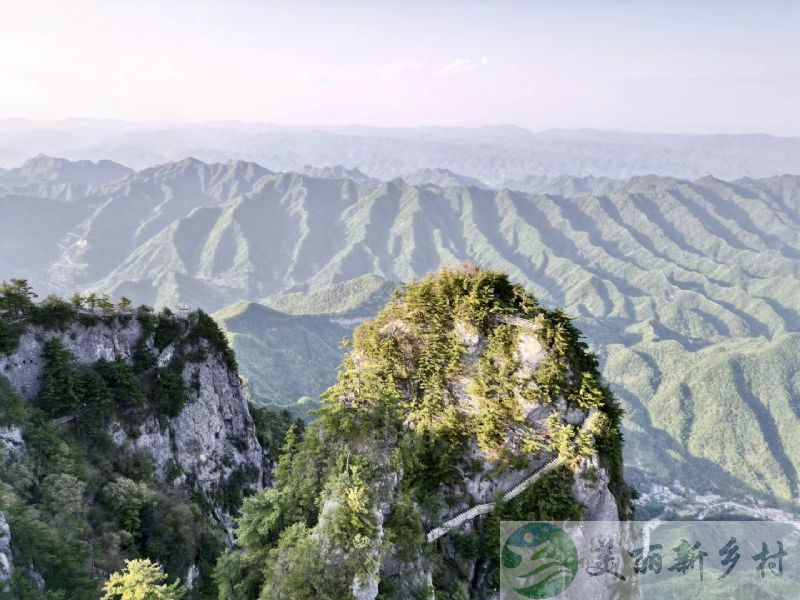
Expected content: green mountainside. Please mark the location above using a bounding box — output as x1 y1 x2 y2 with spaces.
3 158 800 511
213 275 395 410
0 269 629 598
219 267 631 599
0 285 273 598
260 273 395 316
212 302 347 413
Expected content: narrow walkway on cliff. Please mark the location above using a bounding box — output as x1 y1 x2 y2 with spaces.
426 411 594 543
425 457 563 543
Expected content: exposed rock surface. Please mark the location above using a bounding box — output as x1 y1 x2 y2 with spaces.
0 318 265 508
109 349 264 501
0 319 143 398
573 457 620 521
0 426 25 461
0 512 12 589
438 320 619 516
354 318 622 599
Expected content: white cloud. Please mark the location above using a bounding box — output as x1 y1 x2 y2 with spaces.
437 57 489 77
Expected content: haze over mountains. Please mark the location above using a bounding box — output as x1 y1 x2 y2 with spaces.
3 152 800 515
5 120 800 182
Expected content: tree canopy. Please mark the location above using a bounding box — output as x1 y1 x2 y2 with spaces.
102 559 186 600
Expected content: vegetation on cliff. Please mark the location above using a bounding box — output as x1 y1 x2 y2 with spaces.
218 266 632 599
0 281 269 599
0 270 632 599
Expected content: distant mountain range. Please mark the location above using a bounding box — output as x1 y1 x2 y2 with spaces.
5 120 800 181
213 274 394 413
3 154 800 512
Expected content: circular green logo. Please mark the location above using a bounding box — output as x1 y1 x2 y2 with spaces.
501 522 578 598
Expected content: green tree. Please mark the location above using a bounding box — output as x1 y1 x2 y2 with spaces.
0 375 28 426
102 559 186 600
74 368 115 439
150 366 188 418
153 309 184 351
213 549 257 600
31 294 77 329
95 358 146 411
102 478 157 535
260 523 348 600
117 296 133 312
36 339 83 417
187 310 237 371
39 473 88 538
97 295 114 314
6 501 93 598
85 293 99 311
0 318 22 355
70 293 84 309
0 278 37 317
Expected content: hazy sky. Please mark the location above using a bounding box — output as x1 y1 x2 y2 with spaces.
2 0 799 135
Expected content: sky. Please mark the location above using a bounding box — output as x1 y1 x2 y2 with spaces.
2 0 799 135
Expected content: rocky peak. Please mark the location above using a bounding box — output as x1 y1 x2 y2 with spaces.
0 293 274 596
233 266 633 599
0 309 266 511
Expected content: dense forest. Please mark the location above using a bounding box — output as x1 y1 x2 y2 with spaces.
0 268 630 598
0 279 300 598
213 267 632 599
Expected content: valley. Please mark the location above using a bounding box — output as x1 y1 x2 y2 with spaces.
2 154 800 516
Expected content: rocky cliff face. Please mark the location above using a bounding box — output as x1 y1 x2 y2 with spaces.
0 317 143 398
0 315 265 512
363 313 622 599
0 512 12 591
239 267 632 600
431 315 620 515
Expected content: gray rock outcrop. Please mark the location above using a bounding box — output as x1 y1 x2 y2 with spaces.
0 317 265 511
0 512 13 590
0 318 143 398
0 426 26 462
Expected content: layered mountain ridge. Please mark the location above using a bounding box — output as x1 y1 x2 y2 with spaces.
5 121 800 181
3 156 800 512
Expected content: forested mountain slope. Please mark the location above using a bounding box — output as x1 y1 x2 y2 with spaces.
219 268 631 599
0 288 269 597
2 157 800 508
213 275 395 409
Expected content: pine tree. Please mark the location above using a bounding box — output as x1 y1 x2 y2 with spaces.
117 296 132 312
97 295 114 314
74 369 115 438
36 339 83 417
85 293 99 311
0 278 37 317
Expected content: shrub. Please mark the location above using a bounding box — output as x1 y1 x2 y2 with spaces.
149 365 188 418
29 294 77 329
188 310 237 372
